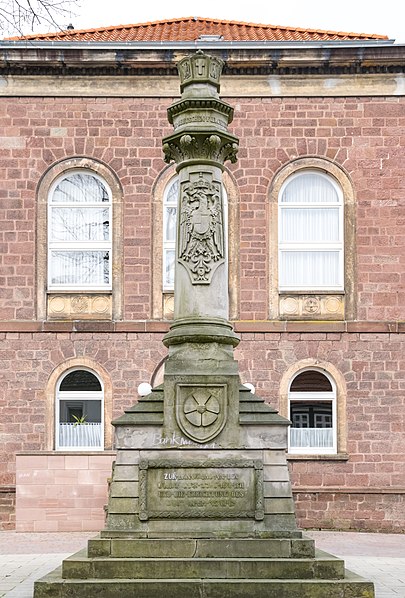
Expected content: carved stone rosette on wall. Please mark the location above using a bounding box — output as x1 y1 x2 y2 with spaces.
47 293 112 320
279 294 345 320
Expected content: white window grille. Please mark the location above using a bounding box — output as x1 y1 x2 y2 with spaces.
288 369 337 455
48 171 112 290
279 170 344 290
163 177 179 291
55 369 104 451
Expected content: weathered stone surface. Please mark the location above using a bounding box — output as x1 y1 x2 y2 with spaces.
112 465 138 481
86 537 315 559
35 573 374 598
62 554 345 580
109 481 139 498
264 481 293 497
111 538 197 558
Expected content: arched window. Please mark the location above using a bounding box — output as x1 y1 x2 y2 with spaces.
56 369 104 450
278 170 344 291
288 369 337 455
163 177 179 291
48 171 112 290
163 175 228 292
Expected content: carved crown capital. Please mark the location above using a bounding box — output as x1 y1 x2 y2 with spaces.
163 132 239 166
178 50 224 94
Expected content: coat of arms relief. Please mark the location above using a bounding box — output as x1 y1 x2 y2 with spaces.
179 173 225 284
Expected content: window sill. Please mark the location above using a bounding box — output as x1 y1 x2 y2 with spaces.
287 453 349 461
279 291 345 295
17 450 116 456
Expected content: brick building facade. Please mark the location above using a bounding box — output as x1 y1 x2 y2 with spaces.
0 18 404 531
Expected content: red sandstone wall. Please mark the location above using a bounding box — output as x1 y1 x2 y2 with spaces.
0 96 404 321
0 95 404 530
0 331 404 531
15 453 115 532
0 487 15 530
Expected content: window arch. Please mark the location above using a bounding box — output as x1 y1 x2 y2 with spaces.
278 170 344 291
288 368 337 455
269 157 355 320
163 176 179 291
36 157 123 320
55 368 104 451
279 358 347 458
48 171 112 290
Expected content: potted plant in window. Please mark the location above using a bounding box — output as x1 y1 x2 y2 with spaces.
72 414 88 425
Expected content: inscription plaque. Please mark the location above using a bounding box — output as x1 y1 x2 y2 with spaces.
139 459 264 521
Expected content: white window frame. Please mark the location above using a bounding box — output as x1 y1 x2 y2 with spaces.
48 170 112 291
163 175 228 292
278 170 344 292
288 369 337 455
163 176 179 292
55 368 104 451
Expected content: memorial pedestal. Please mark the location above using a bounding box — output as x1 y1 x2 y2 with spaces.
34 388 374 598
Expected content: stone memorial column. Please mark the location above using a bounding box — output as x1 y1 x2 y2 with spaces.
161 50 242 446
163 50 238 329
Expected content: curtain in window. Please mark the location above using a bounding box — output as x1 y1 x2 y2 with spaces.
52 173 109 204
281 208 340 243
165 207 177 243
280 251 341 288
50 251 109 286
163 179 179 291
59 422 102 448
51 208 109 242
279 171 343 290
288 369 337 454
290 427 334 449
48 172 112 289
282 173 339 204
56 370 104 450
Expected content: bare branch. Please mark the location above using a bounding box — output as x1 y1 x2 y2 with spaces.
0 0 78 37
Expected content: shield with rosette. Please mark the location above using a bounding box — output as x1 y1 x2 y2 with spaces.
176 384 227 443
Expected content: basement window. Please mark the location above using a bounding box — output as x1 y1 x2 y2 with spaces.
288 369 337 455
56 369 104 451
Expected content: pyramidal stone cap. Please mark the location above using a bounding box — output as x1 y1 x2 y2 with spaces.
178 50 224 96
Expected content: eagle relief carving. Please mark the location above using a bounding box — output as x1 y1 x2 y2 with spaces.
179 173 225 284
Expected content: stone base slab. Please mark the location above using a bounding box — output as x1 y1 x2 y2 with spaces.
34 567 374 598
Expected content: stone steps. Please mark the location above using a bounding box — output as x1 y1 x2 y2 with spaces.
88 536 315 558
61 550 345 580
34 534 374 597
34 567 375 598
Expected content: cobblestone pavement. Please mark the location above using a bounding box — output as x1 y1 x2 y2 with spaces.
0 530 404 597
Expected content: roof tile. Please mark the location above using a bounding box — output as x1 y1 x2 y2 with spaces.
6 16 388 42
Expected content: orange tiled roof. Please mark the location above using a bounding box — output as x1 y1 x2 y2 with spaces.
7 16 388 42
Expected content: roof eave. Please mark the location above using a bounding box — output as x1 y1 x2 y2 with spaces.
0 39 397 50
